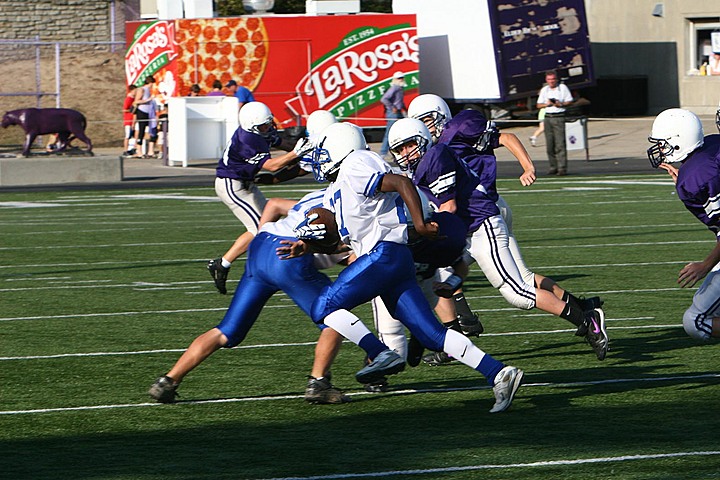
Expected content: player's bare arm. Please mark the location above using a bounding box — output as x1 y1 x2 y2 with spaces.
262 151 300 172
258 197 299 229
499 132 536 186
379 173 439 238
678 240 720 288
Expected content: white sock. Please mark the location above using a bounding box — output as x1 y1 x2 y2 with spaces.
323 309 373 345
443 329 485 368
221 257 232 269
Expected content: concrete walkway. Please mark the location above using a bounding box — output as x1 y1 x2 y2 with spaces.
3 114 717 190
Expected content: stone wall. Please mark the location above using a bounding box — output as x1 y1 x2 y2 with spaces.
0 0 129 62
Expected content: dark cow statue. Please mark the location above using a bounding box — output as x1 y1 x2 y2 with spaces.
1 108 93 156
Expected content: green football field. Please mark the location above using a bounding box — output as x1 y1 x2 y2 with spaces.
1 174 718 480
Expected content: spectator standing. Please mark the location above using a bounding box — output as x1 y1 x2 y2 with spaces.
123 85 137 156
536 71 573 175
207 80 225 96
225 79 255 110
379 71 407 157
132 75 156 158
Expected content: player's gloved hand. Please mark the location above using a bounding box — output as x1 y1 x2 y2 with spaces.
293 137 314 157
293 213 326 240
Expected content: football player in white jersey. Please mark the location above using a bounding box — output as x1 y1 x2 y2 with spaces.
282 122 524 413
648 108 720 341
148 188 354 405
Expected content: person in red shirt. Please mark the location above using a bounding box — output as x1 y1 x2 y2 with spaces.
122 85 137 156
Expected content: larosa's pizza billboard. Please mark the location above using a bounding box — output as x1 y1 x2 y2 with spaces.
125 14 418 127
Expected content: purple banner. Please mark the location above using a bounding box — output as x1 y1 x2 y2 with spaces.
490 0 594 100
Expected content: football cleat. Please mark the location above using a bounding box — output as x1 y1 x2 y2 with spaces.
355 349 405 384
583 308 609 361
422 351 454 366
489 366 523 413
148 375 179 403
305 376 350 404
207 258 229 294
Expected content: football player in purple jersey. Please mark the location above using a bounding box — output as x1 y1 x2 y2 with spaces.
648 108 720 341
406 94 484 342
388 118 609 361
437 109 607 355
207 101 315 294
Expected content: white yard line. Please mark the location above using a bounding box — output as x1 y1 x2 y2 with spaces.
0 322 678 360
260 451 720 480
1 372 716 416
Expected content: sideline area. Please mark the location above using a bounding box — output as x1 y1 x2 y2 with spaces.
1 115 716 190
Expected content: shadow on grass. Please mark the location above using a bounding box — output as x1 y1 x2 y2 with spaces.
2 377 719 480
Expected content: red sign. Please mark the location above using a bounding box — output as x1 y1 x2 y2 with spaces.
125 21 178 87
125 14 418 127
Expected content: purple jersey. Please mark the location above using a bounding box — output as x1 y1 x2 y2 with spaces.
412 143 500 233
675 134 720 237
410 211 468 279
216 127 271 181
440 110 501 202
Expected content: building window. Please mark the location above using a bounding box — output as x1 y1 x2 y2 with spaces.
689 18 720 75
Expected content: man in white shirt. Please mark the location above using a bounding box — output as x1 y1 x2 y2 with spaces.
536 71 574 176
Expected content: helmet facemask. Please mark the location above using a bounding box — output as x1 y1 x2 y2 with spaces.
390 135 428 172
251 120 279 145
417 111 447 143
311 142 344 182
646 136 678 168
472 122 499 153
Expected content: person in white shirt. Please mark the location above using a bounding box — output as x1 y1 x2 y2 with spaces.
536 71 574 175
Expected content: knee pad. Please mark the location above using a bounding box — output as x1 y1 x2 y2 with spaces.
499 283 535 310
683 308 712 342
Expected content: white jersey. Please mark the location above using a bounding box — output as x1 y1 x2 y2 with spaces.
323 150 408 256
260 189 325 238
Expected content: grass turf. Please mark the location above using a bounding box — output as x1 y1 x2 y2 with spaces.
0 174 718 479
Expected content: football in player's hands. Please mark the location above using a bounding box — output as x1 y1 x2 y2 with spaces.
296 207 340 254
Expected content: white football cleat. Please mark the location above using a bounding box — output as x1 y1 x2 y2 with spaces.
489 366 523 413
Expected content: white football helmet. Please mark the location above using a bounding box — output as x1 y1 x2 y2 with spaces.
311 122 367 182
306 110 337 137
388 118 432 172
239 101 277 143
407 94 452 143
647 108 704 168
